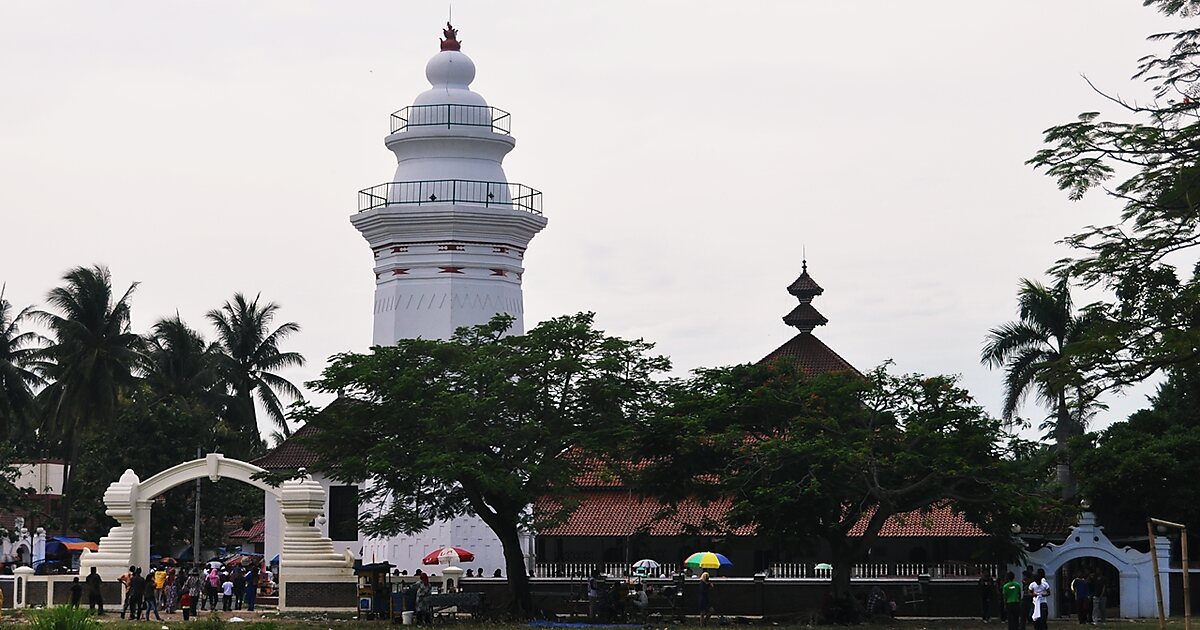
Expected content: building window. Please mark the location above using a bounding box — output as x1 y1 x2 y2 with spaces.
328 485 359 541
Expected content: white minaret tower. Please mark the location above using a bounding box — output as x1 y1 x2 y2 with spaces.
350 23 545 573
351 23 547 345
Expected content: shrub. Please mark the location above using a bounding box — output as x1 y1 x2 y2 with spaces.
26 606 99 630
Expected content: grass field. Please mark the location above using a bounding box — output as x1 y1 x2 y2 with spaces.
0 609 1192 630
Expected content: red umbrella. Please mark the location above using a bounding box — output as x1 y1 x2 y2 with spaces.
421 546 475 565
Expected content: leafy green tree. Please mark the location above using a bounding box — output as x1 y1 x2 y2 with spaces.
1074 365 1200 535
981 277 1096 497
0 285 47 441
36 265 142 530
634 362 1045 598
207 293 304 451
300 313 669 618
1027 1 1200 387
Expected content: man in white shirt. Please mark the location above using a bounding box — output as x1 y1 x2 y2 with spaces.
1028 568 1051 630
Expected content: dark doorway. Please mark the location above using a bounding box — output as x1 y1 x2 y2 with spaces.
1055 557 1120 620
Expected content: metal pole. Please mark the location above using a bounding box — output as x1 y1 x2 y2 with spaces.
194 448 201 569
1183 526 1192 630
1150 521 1167 630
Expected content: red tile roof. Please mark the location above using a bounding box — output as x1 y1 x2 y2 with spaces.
537 491 985 538
847 505 986 538
759 332 859 375
535 491 754 537
228 518 266 544
252 422 323 470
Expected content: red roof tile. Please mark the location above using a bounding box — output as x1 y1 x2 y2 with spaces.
228 518 266 544
537 492 985 538
252 422 323 470
759 332 859 375
847 505 986 538
535 491 754 537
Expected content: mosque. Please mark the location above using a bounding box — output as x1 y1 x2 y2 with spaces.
252 23 1184 619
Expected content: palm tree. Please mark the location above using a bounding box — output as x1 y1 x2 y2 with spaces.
207 293 305 446
141 315 224 406
37 265 143 528
981 276 1094 497
0 285 48 440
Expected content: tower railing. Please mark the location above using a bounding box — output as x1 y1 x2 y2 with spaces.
358 180 542 215
390 104 512 134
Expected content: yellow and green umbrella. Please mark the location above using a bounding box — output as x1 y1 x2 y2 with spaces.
684 551 732 570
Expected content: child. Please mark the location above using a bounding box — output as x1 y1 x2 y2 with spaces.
180 591 193 621
69 577 83 608
222 577 234 611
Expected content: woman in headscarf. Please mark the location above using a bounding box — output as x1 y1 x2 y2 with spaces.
416 571 432 624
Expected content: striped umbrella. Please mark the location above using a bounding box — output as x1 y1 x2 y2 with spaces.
632 559 660 570
684 552 732 570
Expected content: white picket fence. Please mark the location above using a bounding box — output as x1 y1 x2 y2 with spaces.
534 561 1000 579
769 562 1001 579
533 562 682 578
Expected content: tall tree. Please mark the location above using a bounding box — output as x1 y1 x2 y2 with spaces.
981 277 1095 497
0 285 48 441
301 313 669 618
207 293 304 450
1074 365 1200 536
633 362 1042 599
1026 1 1200 387
37 265 142 530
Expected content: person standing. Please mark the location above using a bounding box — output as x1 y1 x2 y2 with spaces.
222 575 234 611
1001 571 1023 630
1091 572 1106 624
69 577 82 608
979 571 996 623
698 571 714 626
245 564 258 611
143 570 163 621
1030 569 1051 630
205 568 220 611
1071 573 1091 624
416 572 433 624
119 565 135 618
129 568 147 620
165 568 178 614
184 571 202 619
1020 568 1034 630
85 567 105 613
232 569 246 610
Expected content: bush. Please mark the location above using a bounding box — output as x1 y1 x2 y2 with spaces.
26 606 99 630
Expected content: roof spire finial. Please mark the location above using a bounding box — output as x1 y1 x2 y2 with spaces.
440 21 461 51
802 245 807 273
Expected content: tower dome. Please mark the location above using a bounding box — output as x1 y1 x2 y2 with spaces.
415 24 485 107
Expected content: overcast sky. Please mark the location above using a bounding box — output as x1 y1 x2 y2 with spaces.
0 1 1178 439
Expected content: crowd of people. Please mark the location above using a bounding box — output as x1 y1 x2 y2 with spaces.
978 567 1107 630
66 561 276 619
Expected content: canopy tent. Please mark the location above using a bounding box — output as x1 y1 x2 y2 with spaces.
45 537 98 555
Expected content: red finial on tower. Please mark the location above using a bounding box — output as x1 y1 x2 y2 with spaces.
440 22 461 51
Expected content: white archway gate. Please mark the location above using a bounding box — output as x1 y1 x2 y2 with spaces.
1017 512 1170 618
80 453 354 610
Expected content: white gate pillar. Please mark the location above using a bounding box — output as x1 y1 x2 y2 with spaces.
277 469 354 610
80 469 141 580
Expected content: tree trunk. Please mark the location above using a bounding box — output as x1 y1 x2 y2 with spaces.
57 435 82 533
494 522 535 618
1055 392 1076 499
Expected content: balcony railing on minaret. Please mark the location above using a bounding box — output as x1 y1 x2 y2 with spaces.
390 104 512 135
358 180 542 215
